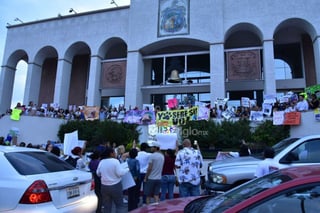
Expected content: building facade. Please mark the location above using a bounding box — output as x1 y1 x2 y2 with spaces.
0 0 320 113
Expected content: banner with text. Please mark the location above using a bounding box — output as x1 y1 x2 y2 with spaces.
156 107 198 126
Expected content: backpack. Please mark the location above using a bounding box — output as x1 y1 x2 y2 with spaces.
65 156 79 167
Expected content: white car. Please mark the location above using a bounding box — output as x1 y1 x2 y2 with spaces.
0 145 97 212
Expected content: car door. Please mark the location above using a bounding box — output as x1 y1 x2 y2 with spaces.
279 139 320 167
244 183 320 213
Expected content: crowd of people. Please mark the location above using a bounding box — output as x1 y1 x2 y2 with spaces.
1 91 319 123
65 138 204 213
2 91 319 123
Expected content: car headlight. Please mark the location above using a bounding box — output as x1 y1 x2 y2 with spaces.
208 173 227 184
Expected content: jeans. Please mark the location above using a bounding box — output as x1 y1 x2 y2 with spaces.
139 173 147 204
160 175 176 201
179 182 200 197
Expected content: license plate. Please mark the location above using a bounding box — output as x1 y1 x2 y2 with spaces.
66 186 80 199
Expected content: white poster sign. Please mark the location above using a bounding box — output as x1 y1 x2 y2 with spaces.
156 133 177 150
120 162 136 190
63 131 85 156
273 111 285 125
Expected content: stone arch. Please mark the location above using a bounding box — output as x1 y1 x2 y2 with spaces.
139 38 210 109
99 37 127 59
34 46 58 107
64 41 91 107
224 23 264 104
225 22 263 49
274 18 317 88
0 49 29 112
98 37 128 108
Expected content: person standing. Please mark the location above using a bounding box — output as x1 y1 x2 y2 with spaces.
144 141 164 205
254 147 277 178
96 147 129 213
239 139 251 157
309 94 319 110
136 142 151 205
88 151 102 213
295 93 309 112
160 148 176 201
175 138 203 197
126 148 141 211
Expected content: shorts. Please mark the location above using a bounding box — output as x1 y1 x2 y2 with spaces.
144 179 161 197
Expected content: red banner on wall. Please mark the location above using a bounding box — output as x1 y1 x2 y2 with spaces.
283 112 301 125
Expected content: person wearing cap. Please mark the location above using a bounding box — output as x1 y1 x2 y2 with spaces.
144 141 164 205
175 138 203 197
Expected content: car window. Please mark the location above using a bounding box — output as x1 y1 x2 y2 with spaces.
5 151 75 175
252 138 299 160
247 184 320 213
289 139 320 163
272 138 299 155
189 171 292 212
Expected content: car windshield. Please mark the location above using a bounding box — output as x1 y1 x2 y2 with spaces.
5 151 75 175
252 137 299 159
185 171 293 213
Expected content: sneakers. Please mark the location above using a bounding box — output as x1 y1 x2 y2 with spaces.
123 198 128 203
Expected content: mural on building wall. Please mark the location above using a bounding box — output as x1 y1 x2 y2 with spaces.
158 0 189 37
226 50 261 81
101 61 126 88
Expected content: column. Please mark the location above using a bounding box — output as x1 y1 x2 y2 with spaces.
53 58 72 109
0 65 15 113
86 55 102 107
313 36 320 84
210 42 225 106
263 39 276 95
23 62 42 106
125 50 144 109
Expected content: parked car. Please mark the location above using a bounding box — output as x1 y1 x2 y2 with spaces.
205 135 320 194
0 145 97 212
130 165 320 213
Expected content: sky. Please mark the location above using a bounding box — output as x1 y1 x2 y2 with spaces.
0 0 130 108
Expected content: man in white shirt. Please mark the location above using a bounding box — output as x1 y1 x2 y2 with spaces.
295 94 309 112
136 142 151 205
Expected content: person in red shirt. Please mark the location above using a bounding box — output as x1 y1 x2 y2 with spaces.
160 148 176 201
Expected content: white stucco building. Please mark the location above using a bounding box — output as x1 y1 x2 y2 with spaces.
0 0 319 113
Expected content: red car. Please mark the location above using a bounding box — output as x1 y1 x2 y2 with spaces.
130 165 320 213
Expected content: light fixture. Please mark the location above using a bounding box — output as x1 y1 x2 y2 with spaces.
111 0 119 7
69 8 77 14
14 18 23 23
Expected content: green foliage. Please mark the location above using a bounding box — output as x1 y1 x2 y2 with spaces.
252 120 290 146
58 120 140 151
58 119 290 154
182 119 289 151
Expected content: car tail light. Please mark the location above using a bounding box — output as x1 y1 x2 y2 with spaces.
91 179 95 191
19 180 52 204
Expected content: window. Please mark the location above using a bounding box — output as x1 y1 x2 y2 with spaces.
288 139 320 163
274 59 292 80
